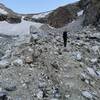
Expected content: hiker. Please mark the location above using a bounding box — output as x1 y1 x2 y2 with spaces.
63 31 68 47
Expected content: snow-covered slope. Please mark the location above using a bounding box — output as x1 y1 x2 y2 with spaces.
0 20 42 36
32 12 50 19
0 3 17 15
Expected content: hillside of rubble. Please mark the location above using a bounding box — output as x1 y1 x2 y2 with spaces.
0 0 100 100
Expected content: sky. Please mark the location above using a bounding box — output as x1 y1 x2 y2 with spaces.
0 0 79 14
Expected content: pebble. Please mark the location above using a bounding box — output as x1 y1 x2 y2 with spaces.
51 61 59 70
25 56 33 64
5 85 17 91
90 58 97 63
92 46 99 52
87 67 97 77
0 92 7 100
76 52 82 61
72 51 82 61
0 60 9 69
37 90 43 99
12 58 23 66
2 81 17 92
81 91 93 99
50 99 58 100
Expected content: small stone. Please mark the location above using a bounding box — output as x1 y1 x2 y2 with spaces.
0 60 9 69
25 56 33 64
0 87 2 92
2 81 17 92
28 48 33 52
81 91 93 99
72 52 82 61
22 83 27 89
0 92 7 100
50 99 58 100
37 90 43 99
92 46 99 52
51 61 59 70
32 34 38 40
65 94 70 98
76 53 82 61
53 87 60 98
5 85 17 91
13 58 23 66
90 58 97 63
96 71 100 77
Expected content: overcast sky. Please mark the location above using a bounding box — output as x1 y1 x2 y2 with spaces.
0 0 79 14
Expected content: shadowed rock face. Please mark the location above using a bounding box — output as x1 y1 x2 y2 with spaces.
47 2 80 28
6 15 21 24
0 14 7 21
0 14 21 23
80 0 100 26
47 7 74 28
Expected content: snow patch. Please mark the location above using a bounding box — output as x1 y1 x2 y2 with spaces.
77 10 83 16
0 8 8 15
0 20 43 36
0 60 9 68
12 58 23 66
32 12 50 19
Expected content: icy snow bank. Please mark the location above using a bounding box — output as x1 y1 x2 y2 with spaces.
0 20 43 36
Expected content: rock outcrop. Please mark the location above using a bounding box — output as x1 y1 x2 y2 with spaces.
0 3 21 23
47 2 80 28
79 0 100 27
0 14 7 21
23 2 81 28
6 15 21 24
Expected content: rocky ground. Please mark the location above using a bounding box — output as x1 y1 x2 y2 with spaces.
0 23 100 100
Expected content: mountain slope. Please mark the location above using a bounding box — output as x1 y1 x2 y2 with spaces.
79 0 100 27
0 3 21 23
23 2 81 28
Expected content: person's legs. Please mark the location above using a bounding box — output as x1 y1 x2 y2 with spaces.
63 31 67 47
63 37 67 47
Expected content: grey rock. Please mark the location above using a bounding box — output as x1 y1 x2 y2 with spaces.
37 90 43 99
12 58 23 66
2 81 17 92
0 92 7 100
81 91 93 99
4 85 17 92
0 60 10 69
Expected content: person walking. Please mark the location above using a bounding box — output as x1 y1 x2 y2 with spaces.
63 31 68 47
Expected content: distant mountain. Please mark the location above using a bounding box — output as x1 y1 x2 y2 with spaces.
0 0 100 29
23 1 81 28
0 3 17 15
0 3 21 23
